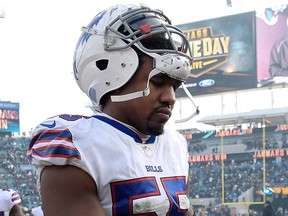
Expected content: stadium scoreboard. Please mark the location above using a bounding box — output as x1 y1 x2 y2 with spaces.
0 101 20 133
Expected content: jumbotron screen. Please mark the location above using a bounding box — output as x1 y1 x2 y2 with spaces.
0 101 20 133
177 11 257 97
256 4 288 87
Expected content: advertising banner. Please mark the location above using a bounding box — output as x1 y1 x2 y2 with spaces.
177 11 257 97
0 101 20 133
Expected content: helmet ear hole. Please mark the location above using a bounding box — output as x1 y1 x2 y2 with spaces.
96 59 109 71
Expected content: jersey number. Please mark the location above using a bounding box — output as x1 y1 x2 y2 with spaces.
111 176 187 216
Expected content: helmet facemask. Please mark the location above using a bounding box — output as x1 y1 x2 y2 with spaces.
103 5 193 102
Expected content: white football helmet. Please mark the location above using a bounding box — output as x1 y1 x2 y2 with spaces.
73 4 198 119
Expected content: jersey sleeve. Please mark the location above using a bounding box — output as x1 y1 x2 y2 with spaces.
0 189 21 210
27 114 87 170
10 189 21 206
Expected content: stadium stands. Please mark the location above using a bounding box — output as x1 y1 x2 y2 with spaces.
180 124 288 214
0 136 41 211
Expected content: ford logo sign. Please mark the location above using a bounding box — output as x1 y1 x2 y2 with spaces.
199 79 215 87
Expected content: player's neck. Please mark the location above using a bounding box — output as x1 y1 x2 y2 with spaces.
100 113 151 143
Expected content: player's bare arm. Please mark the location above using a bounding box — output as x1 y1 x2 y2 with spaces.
9 204 24 216
40 165 105 216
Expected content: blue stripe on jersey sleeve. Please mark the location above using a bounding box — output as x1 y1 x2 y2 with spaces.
32 145 80 159
28 128 81 161
28 129 72 148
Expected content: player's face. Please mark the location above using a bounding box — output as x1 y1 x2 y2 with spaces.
112 55 181 135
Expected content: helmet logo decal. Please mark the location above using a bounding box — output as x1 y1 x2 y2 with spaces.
139 23 151 34
88 87 97 102
74 11 108 81
82 10 107 44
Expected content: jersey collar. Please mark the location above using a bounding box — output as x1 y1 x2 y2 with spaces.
93 115 156 144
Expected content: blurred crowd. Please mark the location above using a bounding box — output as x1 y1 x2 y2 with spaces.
0 136 41 213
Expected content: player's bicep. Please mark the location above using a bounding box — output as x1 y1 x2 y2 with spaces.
40 165 105 216
10 204 24 216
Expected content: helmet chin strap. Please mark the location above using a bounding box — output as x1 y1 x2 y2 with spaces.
110 68 159 102
174 83 200 123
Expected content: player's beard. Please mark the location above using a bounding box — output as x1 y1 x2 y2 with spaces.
147 126 164 135
146 122 165 135
145 108 169 135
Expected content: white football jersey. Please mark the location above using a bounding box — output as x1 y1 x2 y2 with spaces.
31 206 44 216
27 114 190 215
0 188 21 216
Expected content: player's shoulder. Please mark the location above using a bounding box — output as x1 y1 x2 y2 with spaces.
38 114 91 129
164 125 186 142
0 188 15 197
34 114 93 132
0 188 21 203
0 188 10 201
27 114 103 165
163 125 188 151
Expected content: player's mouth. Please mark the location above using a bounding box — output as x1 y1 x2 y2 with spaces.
154 107 172 122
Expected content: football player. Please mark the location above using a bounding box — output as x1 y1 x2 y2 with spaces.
27 4 197 216
0 188 24 216
31 206 43 216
